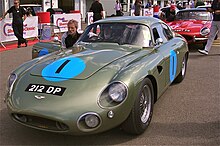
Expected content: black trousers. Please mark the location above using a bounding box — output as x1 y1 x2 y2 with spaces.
116 10 122 16
12 23 26 45
93 13 102 22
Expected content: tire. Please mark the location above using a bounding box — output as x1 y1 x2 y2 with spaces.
121 78 154 135
174 54 187 83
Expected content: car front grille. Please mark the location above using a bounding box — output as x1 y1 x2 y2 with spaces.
12 113 69 131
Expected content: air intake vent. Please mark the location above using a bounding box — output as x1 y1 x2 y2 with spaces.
12 113 69 131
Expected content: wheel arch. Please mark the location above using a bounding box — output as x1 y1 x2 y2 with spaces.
145 75 158 103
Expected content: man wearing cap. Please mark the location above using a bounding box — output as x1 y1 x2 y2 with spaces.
166 4 176 22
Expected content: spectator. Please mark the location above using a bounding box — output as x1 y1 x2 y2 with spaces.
198 0 220 55
195 0 205 7
153 4 160 18
26 7 33 16
61 19 80 48
134 0 143 16
114 0 123 16
145 1 152 8
189 0 195 8
177 2 184 10
166 4 176 22
90 0 104 22
0 0 28 48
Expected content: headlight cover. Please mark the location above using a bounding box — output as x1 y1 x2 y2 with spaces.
200 27 210 36
99 81 128 107
8 73 17 95
108 83 127 102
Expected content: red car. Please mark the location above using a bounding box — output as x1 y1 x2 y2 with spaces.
166 8 213 46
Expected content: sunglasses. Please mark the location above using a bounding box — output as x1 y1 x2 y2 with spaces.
14 2 19 4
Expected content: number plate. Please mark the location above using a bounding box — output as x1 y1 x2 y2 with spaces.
25 84 66 96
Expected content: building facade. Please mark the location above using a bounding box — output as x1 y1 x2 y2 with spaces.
1 0 199 21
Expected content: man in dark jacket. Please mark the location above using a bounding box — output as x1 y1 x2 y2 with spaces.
0 0 28 48
90 0 104 22
166 4 176 22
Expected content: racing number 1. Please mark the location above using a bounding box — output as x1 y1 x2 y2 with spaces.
55 60 70 74
170 50 177 82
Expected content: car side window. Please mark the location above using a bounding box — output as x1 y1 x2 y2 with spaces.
152 23 168 43
152 28 160 43
161 23 174 40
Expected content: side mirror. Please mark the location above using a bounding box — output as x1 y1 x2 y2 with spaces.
155 38 163 46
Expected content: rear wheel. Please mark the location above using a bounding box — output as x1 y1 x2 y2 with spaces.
121 78 154 135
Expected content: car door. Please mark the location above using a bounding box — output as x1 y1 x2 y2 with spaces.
151 23 180 90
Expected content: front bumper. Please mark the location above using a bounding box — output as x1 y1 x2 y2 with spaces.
5 94 131 135
181 34 208 44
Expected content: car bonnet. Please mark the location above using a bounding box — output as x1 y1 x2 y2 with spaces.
168 20 210 30
30 46 140 81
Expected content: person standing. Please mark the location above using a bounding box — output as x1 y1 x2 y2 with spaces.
0 0 28 48
61 19 80 48
134 0 143 16
195 0 205 8
90 0 104 22
198 0 220 55
114 0 122 16
165 4 176 22
153 3 160 18
145 1 152 8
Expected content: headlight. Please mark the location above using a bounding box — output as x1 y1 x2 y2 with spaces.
85 114 100 128
8 73 17 89
77 112 102 131
8 73 17 94
108 83 127 102
98 81 128 107
200 27 210 36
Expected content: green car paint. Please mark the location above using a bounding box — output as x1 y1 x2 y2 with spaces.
6 16 188 135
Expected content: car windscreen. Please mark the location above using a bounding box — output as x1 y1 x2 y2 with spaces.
78 23 152 47
175 11 212 21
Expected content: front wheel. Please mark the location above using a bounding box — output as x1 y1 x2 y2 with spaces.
174 54 187 83
121 78 154 135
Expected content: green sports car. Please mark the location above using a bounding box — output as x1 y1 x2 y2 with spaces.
5 16 189 135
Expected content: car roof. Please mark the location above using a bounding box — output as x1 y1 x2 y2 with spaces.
94 16 163 26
